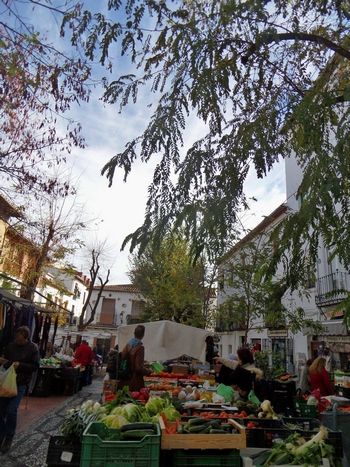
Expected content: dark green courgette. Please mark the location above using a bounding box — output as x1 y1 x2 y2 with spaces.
187 424 209 433
187 417 206 426
120 423 156 432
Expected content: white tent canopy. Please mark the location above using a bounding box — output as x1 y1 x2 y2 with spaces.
117 320 210 362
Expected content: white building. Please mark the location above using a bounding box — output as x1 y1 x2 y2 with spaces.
89 283 145 326
285 153 350 368
36 267 90 323
216 203 316 364
217 150 350 369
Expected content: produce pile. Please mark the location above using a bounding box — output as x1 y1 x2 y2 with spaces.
61 388 180 441
40 357 62 367
174 417 239 435
262 426 337 466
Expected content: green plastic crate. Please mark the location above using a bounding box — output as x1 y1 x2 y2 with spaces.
168 449 241 466
294 399 318 418
81 422 160 467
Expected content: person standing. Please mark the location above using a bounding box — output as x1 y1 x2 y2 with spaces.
0 326 39 453
308 356 334 397
106 345 119 380
74 340 93 386
119 325 151 392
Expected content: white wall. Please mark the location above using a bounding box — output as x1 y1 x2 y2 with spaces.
89 288 144 325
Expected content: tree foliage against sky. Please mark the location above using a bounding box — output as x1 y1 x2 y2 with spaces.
0 0 90 196
217 235 321 342
129 235 213 328
62 0 350 278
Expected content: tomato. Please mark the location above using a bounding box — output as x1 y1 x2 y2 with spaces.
247 422 257 429
240 411 248 418
131 391 140 399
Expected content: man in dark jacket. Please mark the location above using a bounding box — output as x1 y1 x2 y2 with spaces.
0 326 39 453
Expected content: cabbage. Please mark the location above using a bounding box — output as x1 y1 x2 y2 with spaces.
110 415 128 429
120 403 143 422
102 414 128 429
161 406 181 421
145 397 168 416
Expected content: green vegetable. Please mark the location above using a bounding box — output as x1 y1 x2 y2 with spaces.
102 414 129 429
145 396 168 416
161 406 181 422
187 417 206 426
262 427 336 466
187 424 208 433
121 423 156 432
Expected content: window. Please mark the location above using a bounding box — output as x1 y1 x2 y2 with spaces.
228 344 232 355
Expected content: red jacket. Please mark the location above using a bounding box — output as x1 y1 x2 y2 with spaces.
309 368 334 396
75 343 93 367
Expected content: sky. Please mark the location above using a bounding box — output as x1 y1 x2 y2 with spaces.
12 1 286 283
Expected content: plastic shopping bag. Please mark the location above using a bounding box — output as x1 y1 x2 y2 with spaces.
0 364 18 398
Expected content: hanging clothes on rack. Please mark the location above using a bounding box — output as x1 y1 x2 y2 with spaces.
32 313 43 345
40 315 52 358
51 316 59 344
0 304 16 352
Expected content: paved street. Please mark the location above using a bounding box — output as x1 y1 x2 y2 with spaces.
1 376 103 467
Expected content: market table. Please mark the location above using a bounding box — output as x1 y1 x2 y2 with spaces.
32 366 82 396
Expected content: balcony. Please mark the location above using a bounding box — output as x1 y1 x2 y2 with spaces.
315 271 350 307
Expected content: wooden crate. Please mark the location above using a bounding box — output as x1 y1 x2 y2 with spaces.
159 416 246 450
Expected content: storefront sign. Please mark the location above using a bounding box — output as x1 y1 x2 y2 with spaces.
319 321 348 336
267 329 288 338
322 336 350 343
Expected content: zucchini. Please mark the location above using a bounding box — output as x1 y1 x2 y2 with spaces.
121 423 156 432
187 417 206 426
187 424 209 433
121 429 155 440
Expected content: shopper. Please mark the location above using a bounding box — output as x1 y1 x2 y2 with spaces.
74 340 93 386
205 336 215 365
308 356 334 396
106 345 119 380
216 347 263 381
0 326 39 453
230 366 260 405
119 325 151 391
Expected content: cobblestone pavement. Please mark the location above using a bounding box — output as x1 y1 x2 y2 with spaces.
1 376 103 467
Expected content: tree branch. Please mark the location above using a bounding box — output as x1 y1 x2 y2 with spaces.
243 32 350 62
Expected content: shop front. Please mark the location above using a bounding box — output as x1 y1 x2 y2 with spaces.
312 320 350 370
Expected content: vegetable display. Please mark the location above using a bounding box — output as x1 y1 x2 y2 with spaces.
257 400 278 420
262 426 336 466
61 400 106 442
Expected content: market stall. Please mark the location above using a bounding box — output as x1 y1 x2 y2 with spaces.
116 320 209 362
48 345 347 467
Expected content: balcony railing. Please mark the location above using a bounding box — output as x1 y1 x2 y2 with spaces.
315 271 350 306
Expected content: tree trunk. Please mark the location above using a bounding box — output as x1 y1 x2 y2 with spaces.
78 249 110 331
20 221 55 301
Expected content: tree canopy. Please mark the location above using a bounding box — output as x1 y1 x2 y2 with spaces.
0 0 90 196
62 0 350 278
129 235 214 328
217 235 320 342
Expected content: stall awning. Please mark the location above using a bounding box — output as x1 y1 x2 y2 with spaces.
117 320 209 362
0 287 48 313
